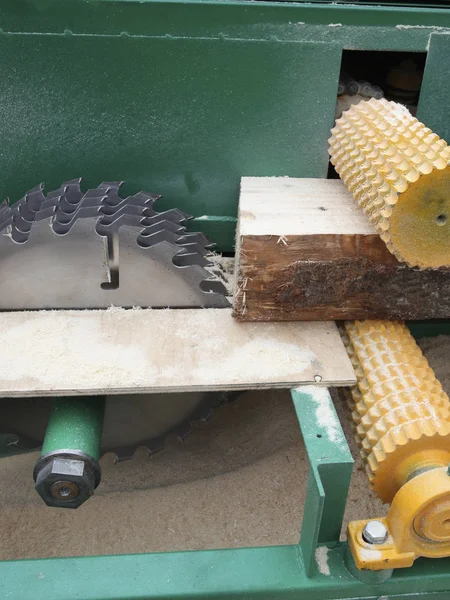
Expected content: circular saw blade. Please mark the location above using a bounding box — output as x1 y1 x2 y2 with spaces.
0 393 227 461
0 179 230 309
0 180 231 460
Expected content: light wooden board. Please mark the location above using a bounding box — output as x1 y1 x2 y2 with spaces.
239 177 375 236
0 308 355 397
234 177 450 321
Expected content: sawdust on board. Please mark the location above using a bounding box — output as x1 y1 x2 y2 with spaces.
0 308 321 390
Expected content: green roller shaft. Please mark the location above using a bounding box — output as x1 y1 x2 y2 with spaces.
41 397 105 460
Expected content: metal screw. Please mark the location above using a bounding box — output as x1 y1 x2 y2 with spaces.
50 480 80 501
362 521 388 545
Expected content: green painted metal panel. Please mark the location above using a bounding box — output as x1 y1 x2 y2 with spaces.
0 33 340 251
1 1 450 252
409 320 450 338
417 33 450 143
1 544 450 599
3 1 450 49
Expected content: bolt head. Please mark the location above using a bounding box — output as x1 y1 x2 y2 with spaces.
35 457 96 509
362 520 388 545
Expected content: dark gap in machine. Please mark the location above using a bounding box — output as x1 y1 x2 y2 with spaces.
327 50 427 179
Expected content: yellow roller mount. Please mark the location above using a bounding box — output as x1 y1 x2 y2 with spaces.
343 320 450 570
329 98 450 269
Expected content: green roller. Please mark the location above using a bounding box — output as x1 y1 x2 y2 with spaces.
41 397 105 460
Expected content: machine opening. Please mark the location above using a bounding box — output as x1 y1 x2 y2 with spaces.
327 50 427 179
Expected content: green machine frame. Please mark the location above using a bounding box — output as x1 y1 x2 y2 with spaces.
2 0 450 252
2 1 450 598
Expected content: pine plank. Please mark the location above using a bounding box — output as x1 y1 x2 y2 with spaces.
234 177 450 321
0 308 355 396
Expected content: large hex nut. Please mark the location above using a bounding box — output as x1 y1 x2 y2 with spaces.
35 457 97 509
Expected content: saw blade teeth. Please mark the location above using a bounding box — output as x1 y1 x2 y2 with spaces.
141 219 183 237
10 190 44 236
21 184 45 217
98 203 157 224
0 179 230 309
57 195 102 215
137 228 179 248
0 393 231 464
200 277 229 296
173 252 213 268
100 200 146 217
137 229 212 258
101 195 151 212
95 212 146 235
109 395 225 461
95 181 125 206
177 242 212 257
13 180 82 241
10 227 29 244
141 208 189 227
52 206 103 235
98 181 124 192
138 227 214 259
178 232 213 248
46 179 83 205
132 190 162 203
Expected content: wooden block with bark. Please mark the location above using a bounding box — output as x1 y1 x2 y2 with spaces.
233 177 450 321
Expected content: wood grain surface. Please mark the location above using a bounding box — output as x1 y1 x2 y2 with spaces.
0 308 355 396
234 177 450 321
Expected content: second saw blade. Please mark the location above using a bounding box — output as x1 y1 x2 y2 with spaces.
0 393 226 461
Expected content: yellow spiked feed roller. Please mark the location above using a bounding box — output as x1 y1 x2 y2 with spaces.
343 320 450 570
329 98 450 269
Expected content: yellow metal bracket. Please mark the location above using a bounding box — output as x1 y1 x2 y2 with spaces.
348 467 450 570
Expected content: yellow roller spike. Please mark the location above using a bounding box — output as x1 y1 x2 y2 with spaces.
329 98 450 269
343 320 450 570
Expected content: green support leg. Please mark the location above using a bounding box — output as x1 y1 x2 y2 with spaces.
33 396 105 509
291 386 354 577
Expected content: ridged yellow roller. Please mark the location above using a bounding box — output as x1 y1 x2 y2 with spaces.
342 320 450 504
329 99 450 269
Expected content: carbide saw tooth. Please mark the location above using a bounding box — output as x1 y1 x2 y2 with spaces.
141 208 190 227
96 203 157 225
178 232 213 248
13 180 82 240
173 252 214 268
57 195 103 215
16 185 45 221
138 228 212 257
52 206 104 234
